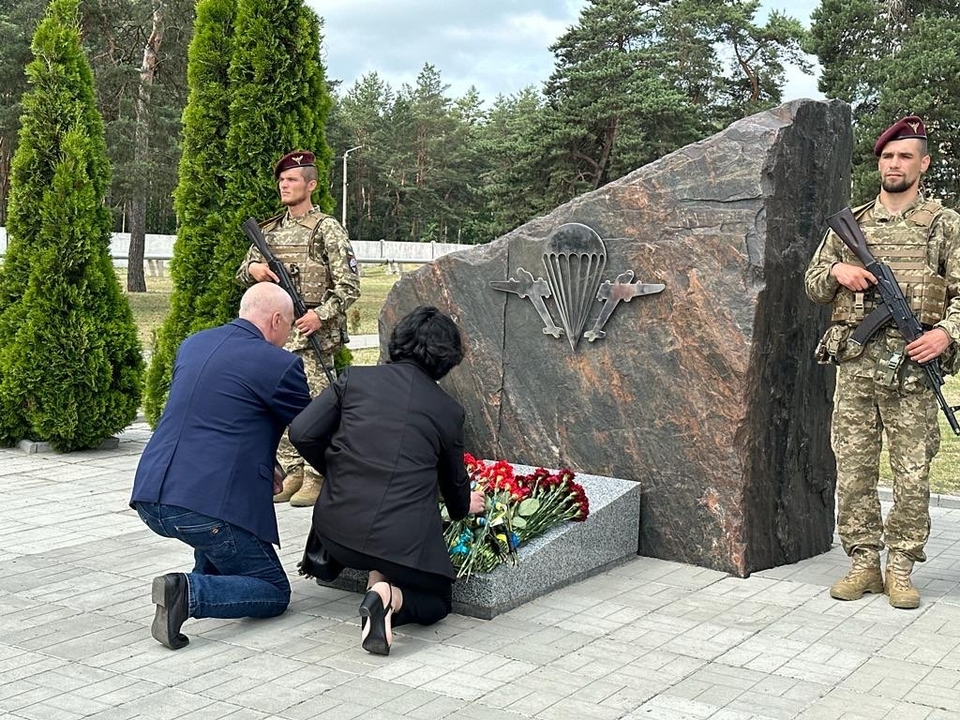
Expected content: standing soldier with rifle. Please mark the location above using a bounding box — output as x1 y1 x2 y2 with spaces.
806 116 960 609
237 150 361 507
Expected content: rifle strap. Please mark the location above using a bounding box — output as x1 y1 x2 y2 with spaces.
258 212 285 234
851 199 875 220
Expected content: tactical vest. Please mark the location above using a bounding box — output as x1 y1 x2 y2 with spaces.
831 199 948 327
260 210 332 306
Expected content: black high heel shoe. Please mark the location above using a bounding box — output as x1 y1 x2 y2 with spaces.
359 585 392 656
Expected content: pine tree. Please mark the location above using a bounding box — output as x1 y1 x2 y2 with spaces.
536 0 696 207
327 72 395 243
476 88 546 238
142 0 335 423
0 0 142 450
809 1 960 204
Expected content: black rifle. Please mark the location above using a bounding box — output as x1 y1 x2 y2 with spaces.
242 217 337 389
826 206 960 435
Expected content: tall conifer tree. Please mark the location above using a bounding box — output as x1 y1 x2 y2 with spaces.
210 0 334 321
809 0 960 204
0 0 142 450
143 0 235 424
143 0 334 423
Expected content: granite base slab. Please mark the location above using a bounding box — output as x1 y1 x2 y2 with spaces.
17 436 120 453
316 465 641 619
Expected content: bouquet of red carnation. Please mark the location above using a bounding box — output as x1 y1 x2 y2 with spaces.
441 453 590 578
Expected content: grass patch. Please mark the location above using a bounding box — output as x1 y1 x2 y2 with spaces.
350 347 383 366
119 264 400 359
346 264 402 336
122 272 173 349
879 373 960 496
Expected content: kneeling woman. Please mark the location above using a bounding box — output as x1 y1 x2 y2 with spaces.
289 306 484 655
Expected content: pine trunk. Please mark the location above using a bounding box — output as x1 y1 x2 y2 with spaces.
127 0 164 293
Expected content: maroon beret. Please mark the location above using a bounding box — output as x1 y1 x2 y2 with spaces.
273 150 315 179
873 116 926 156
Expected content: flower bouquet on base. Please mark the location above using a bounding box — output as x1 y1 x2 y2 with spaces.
442 453 590 578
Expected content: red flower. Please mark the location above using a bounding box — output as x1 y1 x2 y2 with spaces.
446 454 592 578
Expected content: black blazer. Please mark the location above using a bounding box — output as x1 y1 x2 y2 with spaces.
289 361 471 579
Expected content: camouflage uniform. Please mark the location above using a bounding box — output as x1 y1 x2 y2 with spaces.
805 195 960 564
237 206 360 502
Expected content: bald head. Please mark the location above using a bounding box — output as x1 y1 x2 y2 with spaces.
239 283 294 346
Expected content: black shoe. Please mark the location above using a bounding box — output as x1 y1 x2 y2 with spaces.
359 587 392 656
151 573 190 650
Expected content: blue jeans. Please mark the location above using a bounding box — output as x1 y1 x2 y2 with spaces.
134 502 290 619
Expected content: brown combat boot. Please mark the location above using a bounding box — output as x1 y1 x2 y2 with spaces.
289 474 322 507
830 546 883 600
273 472 303 503
885 551 921 609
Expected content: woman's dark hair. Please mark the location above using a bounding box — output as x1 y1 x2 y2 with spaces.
388 306 464 380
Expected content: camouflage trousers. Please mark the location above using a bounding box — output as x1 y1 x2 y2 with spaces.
277 347 335 483
832 345 937 563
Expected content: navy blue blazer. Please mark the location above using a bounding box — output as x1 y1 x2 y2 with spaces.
131 318 311 545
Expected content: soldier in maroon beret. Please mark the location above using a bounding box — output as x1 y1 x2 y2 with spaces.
806 115 960 610
237 150 361 508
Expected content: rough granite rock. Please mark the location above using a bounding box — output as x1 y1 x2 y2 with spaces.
379 99 850 576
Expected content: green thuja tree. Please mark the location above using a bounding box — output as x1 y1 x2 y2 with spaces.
143 0 335 423
210 0 334 322
143 0 235 425
0 0 142 450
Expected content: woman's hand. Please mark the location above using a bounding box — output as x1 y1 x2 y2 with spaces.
468 490 485 515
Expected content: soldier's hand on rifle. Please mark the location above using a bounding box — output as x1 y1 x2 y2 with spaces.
295 310 321 337
831 262 877 292
249 262 281 284
906 327 952 365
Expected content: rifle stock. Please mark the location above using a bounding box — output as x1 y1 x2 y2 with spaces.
825 207 960 435
241 217 337 389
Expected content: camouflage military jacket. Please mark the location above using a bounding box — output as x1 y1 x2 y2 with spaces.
236 206 361 353
805 193 960 350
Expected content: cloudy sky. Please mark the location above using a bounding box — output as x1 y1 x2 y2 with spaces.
306 0 824 104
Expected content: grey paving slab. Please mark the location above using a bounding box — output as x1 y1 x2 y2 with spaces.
7 422 960 719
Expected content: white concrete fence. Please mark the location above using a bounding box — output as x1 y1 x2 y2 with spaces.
0 227 470 275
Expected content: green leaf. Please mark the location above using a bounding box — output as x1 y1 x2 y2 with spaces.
518 498 540 516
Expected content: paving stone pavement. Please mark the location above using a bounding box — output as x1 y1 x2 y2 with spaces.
3 421 960 720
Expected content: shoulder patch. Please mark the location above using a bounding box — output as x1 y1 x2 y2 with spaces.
299 214 322 231
911 200 944 227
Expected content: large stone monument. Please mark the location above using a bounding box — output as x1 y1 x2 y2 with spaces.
380 99 850 576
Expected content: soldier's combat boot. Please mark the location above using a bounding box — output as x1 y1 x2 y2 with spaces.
273 472 303 503
830 546 883 601
290 474 322 507
885 551 921 609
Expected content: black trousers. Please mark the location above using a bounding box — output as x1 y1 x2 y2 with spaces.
318 532 453 627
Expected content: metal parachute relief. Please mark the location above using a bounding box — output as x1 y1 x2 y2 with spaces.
490 223 665 352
